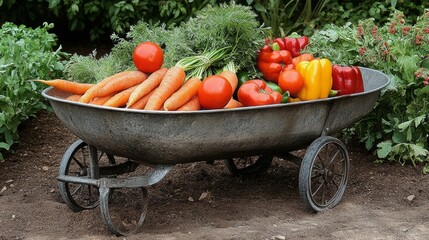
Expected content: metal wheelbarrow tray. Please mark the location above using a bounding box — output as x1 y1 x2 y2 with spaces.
42 67 390 236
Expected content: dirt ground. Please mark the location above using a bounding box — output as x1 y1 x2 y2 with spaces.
1 109 429 240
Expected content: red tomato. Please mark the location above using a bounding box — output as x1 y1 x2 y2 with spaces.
198 75 232 109
278 69 304 96
133 42 164 73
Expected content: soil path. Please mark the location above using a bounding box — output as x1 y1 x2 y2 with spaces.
1 111 428 240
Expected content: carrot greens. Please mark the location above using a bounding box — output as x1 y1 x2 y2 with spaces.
64 2 268 82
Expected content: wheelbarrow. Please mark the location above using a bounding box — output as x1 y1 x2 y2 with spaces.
42 67 390 236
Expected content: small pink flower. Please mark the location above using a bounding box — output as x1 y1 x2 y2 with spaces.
372 26 378 36
359 47 366 55
415 71 422 78
416 35 423 45
402 26 411 35
357 25 364 38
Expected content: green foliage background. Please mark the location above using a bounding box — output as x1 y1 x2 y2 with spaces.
1 0 425 42
0 22 66 159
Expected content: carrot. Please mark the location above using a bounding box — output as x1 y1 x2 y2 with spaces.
177 96 201 111
79 71 147 103
128 89 156 109
219 71 238 94
33 79 94 95
218 61 238 94
224 98 243 109
65 94 82 102
89 94 114 105
126 68 168 107
103 85 138 108
163 77 201 111
144 66 186 110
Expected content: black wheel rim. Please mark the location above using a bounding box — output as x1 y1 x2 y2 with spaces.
308 141 348 208
59 140 116 211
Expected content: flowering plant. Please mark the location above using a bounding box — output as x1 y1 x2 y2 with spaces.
306 10 429 171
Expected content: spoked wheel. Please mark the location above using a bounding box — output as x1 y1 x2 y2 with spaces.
58 139 116 212
224 155 273 176
299 136 349 212
99 187 148 236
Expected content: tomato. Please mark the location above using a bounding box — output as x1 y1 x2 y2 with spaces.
198 75 232 109
132 42 164 73
278 69 304 96
238 80 282 106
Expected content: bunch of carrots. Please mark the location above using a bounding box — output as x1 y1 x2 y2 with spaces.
36 44 243 111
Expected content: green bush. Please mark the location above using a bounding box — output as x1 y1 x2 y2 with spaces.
243 0 330 37
2 1 425 43
317 0 426 27
0 22 67 160
306 10 429 171
0 0 220 42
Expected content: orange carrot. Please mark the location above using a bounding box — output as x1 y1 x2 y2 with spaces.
126 68 168 107
89 94 115 105
177 96 201 111
103 85 138 108
224 98 243 109
219 71 238 94
65 94 82 102
144 66 186 110
79 71 147 103
33 79 94 95
163 77 201 111
128 89 156 109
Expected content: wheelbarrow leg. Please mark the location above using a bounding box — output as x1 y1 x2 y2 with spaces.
99 186 148 236
88 145 100 179
97 164 172 236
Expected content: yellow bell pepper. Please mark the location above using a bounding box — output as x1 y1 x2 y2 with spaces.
296 58 333 101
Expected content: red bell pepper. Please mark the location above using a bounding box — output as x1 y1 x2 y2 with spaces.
237 80 282 106
283 35 309 58
257 43 292 83
296 36 309 49
331 65 365 96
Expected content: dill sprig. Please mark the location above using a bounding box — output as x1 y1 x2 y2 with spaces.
182 2 268 70
177 47 231 80
64 2 268 82
64 51 132 83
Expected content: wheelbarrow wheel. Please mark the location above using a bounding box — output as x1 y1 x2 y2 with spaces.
299 136 349 212
224 155 273 176
99 186 148 236
58 139 116 212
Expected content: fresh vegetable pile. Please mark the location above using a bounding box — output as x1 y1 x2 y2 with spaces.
39 39 364 111
39 3 366 111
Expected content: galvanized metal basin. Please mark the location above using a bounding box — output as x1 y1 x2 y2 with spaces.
42 67 390 164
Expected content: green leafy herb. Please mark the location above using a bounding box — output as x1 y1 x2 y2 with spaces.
0 22 66 159
64 2 268 82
